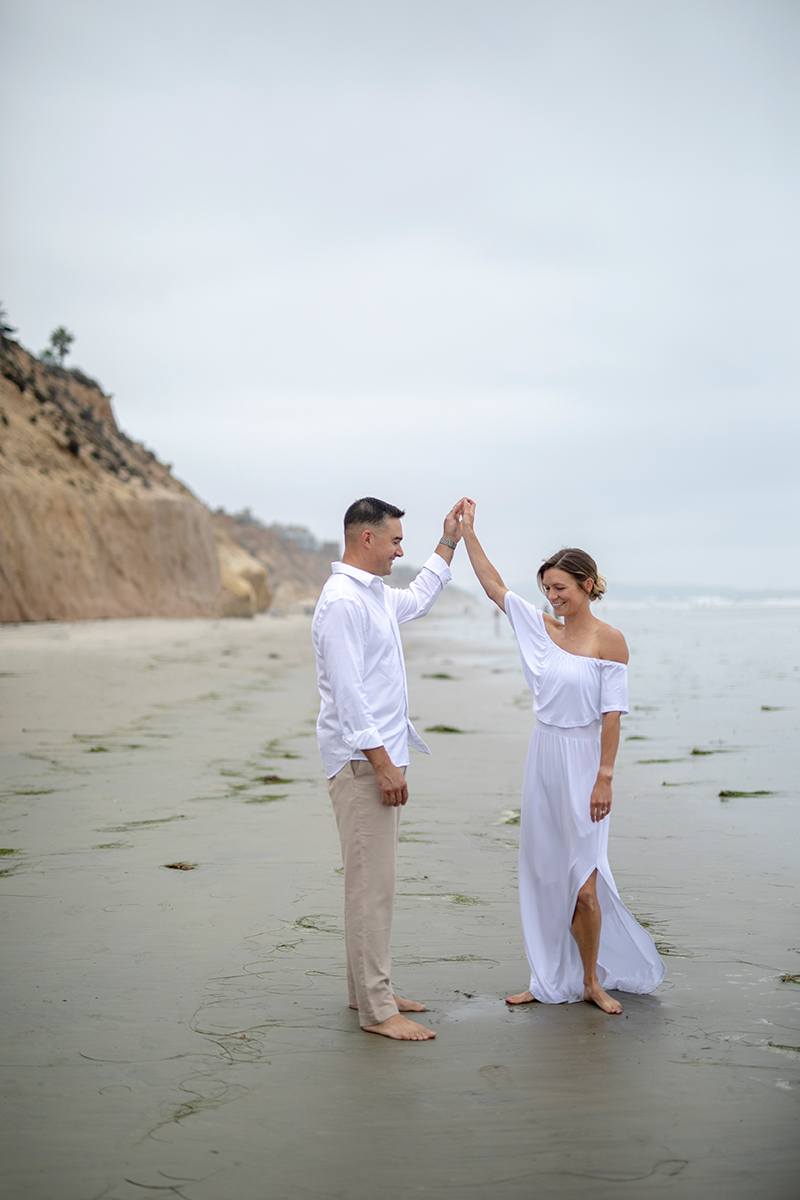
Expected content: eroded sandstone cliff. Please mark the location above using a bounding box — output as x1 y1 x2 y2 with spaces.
0 337 269 621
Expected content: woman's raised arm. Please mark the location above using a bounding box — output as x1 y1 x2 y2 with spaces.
460 500 509 610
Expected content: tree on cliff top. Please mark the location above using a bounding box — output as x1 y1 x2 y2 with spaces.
40 325 75 367
0 302 16 340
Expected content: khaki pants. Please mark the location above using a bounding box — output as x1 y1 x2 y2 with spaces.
328 760 405 1027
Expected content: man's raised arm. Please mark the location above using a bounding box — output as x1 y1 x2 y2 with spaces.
392 500 465 624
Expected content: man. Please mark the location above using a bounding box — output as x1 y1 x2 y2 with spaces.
312 496 464 1041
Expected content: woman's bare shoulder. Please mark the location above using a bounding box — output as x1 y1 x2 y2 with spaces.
596 620 629 664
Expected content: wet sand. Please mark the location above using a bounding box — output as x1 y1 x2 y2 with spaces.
1 605 798 1199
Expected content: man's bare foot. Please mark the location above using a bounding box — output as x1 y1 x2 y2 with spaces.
505 989 536 1005
349 994 427 1013
362 1014 436 1040
583 983 623 1014
394 995 428 1012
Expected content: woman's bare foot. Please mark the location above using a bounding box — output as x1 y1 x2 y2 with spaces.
349 994 427 1013
583 983 623 1014
363 1014 436 1040
505 989 536 1005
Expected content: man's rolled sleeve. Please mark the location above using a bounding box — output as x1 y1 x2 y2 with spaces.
318 599 383 751
421 552 452 584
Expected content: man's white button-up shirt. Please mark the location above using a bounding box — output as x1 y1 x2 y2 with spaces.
312 553 452 778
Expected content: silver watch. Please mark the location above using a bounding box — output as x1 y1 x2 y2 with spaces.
439 536 457 550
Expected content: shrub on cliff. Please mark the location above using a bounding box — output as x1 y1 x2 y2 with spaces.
40 325 75 367
0 302 16 341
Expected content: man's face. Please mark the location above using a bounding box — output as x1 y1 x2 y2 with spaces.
366 517 404 576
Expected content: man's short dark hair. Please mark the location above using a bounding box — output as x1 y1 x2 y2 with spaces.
344 497 405 531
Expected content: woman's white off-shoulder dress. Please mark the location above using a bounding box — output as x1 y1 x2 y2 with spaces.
505 592 664 1003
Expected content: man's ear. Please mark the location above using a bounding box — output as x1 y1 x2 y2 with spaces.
361 527 374 548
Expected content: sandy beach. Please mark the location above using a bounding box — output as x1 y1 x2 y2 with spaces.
1 602 798 1199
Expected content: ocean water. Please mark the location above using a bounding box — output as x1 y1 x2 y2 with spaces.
427 597 800 793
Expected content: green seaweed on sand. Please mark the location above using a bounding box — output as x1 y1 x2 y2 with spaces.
244 793 288 804
626 735 648 741
638 758 682 764
0 848 18 856
768 1042 800 1054
654 940 685 957
295 914 340 934
219 768 245 779
399 833 432 843
164 861 197 870
433 954 488 963
12 787 55 796
719 789 774 799
422 672 457 680
255 773 293 785
424 724 464 734
779 973 800 985
632 912 688 958
760 705 785 712
88 746 110 753
398 952 499 966
400 891 481 905
93 842 130 850
691 747 732 756
263 739 300 759
100 814 187 832
500 809 521 825
661 780 693 787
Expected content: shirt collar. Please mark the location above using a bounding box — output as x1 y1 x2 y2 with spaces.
331 561 384 590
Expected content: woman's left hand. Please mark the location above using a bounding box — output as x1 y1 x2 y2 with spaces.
590 776 612 822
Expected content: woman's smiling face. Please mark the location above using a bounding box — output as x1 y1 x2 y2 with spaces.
541 567 591 616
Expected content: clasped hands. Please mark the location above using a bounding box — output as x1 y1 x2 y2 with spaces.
443 497 476 543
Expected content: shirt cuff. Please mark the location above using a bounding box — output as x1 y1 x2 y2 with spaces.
422 551 452 585
342 725 384 752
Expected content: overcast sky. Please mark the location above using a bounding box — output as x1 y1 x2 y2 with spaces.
2 0 798 594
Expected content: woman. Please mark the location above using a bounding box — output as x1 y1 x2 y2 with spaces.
460 501 664 1014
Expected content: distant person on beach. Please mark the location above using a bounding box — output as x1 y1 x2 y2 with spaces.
460 501 664 1014
312 496 464 1041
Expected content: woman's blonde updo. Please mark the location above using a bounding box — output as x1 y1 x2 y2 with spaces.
537 548 607 602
